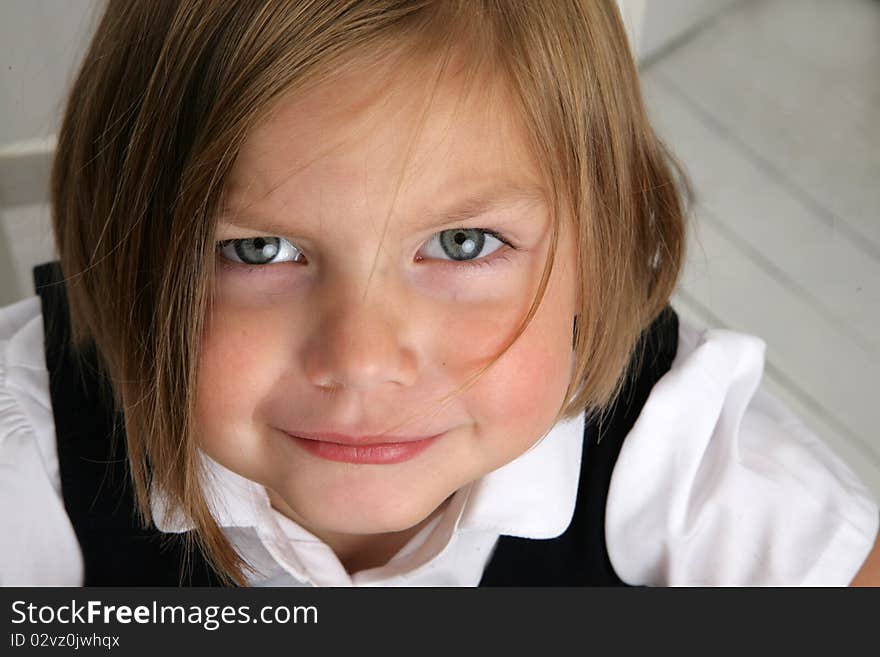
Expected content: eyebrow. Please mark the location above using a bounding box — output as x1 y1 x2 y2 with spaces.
422 185 546 225
217 183 547 235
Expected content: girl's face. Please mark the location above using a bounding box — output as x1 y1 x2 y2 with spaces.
196 56 579 561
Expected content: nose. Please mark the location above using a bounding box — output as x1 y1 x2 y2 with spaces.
302 278 418 391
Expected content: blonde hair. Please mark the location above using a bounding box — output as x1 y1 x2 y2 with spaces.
52 0 692 585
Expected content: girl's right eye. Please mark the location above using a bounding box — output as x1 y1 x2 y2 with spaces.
217 237 305 266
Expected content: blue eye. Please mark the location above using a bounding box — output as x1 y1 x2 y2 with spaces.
217 237 304 266
420 228 509 265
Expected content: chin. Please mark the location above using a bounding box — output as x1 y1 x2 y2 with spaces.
331 513 425 536
294 487 445 536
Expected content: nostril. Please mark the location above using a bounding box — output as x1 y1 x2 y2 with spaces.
303 341 418 391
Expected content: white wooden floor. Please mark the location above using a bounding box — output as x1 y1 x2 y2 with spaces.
641 0 880 497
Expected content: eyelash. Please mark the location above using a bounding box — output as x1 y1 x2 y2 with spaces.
215 228 517 275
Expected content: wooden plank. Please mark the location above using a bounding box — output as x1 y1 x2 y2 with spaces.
640 72 880 354
647 0 880 255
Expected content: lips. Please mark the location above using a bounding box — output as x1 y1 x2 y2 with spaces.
281 429 443 446
282 430 446 465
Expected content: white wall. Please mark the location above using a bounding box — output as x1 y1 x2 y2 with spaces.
618 0 741 62
0 0 102 145
0 0 101 304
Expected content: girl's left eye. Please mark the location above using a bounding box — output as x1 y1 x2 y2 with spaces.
418 228 512 266
215 228 514 270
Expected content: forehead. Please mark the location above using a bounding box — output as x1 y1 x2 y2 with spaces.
225 53 544 216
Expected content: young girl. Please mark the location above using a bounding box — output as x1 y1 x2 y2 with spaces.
1 0 878 587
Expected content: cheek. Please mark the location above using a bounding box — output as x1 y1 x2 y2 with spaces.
198 321 262 414
194 306 292 468
465 310 574 457
441 255 577 461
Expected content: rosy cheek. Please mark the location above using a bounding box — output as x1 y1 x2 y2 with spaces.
475 330 570 428
446 277 574 456
196 307 274 427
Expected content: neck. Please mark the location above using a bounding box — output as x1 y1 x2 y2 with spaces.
266 490 453 575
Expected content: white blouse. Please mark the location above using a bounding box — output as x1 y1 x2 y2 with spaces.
0 294 876 586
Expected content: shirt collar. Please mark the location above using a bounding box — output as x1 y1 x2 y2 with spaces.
151 452 267 533
151 411 586 541
457 410 585 538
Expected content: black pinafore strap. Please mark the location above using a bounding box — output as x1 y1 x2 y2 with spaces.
479 305 678 586
33 261 677 586
34 261 223 585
